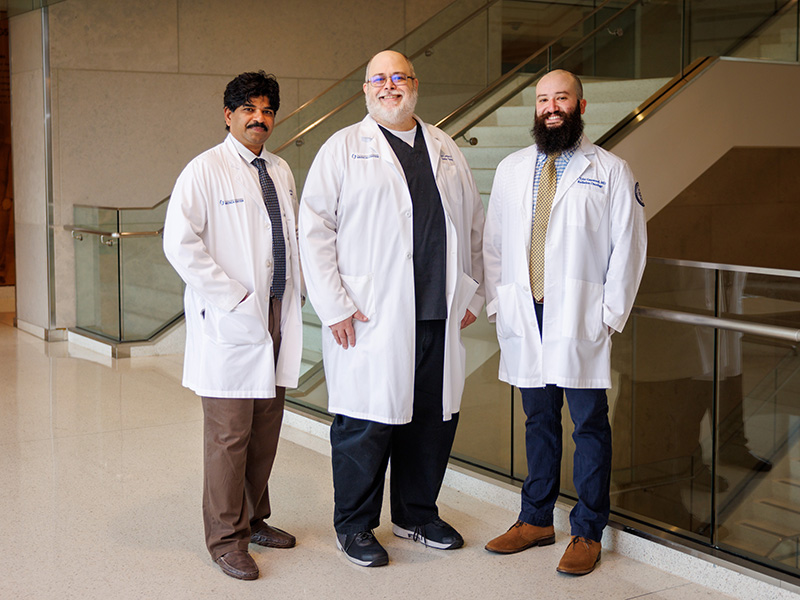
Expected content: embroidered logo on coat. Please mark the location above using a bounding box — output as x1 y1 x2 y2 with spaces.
635 182 645 207
351 153 380 160
577 177 606 189
219 198 244 206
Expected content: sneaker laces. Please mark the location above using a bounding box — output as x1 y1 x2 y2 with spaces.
411 518 446 547
411 525 427 545
354 531 376 544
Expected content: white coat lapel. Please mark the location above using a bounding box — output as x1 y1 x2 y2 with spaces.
362 116 406 185
553 135 592 207
224 137 268 218
420 120 442 179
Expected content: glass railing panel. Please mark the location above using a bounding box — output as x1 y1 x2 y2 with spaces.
266 0 497 156
634 259 717 314
687 0 796 63
118 202 183 341
610 313 716 541
286 302 328 415
72 205 121 340
729 3 800 62
452 318 512 475
713 269 800 572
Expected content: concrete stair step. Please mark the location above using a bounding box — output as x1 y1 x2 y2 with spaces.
768 479 800 504
723 519 783 557
472 169 495 195
482 100 642 128
517 77 670 105
745 497 800 533
459 146 519 169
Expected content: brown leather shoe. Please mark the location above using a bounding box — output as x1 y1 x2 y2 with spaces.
250 521 296 548
556 536 601 575
215 550 258 580
485 520 555 554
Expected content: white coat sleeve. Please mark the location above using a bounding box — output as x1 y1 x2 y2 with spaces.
603 162 647 332
462 152 486 318
163 162 247 313
298 141 358 326
482 160 507 323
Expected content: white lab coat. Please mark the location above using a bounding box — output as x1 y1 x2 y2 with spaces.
163 134 303 398
299 115 484 424
483 136 646 389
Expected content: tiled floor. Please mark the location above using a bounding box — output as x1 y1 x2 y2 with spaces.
0 314 740 599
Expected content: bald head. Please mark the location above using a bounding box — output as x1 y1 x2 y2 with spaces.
536 69 583 101
365 50 416 81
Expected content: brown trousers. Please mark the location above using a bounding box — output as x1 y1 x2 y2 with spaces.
201 297 285 560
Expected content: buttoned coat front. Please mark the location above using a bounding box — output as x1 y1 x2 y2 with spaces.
483 135 647 389
163 134 303 398
299 115 484 425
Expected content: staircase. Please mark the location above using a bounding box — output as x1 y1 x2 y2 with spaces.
458 77 671 205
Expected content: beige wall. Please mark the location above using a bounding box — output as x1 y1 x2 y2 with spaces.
647 147 800 271
612 59 800 221
11 0 460 333
9 9 52 335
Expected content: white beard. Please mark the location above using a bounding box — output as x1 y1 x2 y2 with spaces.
366 86 418 129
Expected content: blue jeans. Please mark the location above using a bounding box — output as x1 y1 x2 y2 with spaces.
518 301 611 542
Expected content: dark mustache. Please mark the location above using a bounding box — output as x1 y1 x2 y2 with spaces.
247 123 269 131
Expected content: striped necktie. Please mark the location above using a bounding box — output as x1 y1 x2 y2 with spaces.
529 153 559 302
252 158 286 301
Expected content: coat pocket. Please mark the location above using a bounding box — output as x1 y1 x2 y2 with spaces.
201 293 268 345
495 283 525 339
340 273 376 320
561 278 604 341
565 190 607 232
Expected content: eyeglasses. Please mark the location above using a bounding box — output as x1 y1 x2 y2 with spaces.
366 73 416 87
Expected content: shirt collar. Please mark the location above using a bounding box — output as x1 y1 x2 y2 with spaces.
227 133 270 165
536 138 580 161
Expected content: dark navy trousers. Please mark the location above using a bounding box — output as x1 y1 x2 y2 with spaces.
518 300 611 542
330 319 458 535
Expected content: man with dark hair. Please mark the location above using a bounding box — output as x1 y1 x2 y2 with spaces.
483 69 647 575
299 50 484 568
164 71 302 580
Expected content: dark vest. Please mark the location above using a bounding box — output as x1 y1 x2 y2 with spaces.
380 123 447 321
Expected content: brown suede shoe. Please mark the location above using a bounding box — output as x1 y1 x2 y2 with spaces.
250 521 296 548
215 550 259 580
556 536 601 575
485 520 555 554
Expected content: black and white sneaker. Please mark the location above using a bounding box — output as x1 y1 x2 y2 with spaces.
392 517 464 549
336 531 389 567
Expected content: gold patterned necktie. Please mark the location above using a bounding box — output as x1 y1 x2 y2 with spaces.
529 153 559 302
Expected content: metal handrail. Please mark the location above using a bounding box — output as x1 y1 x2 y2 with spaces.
633 256 800 343
647 255 800 279
632 306 800 344
64 225 164 246
72 196 169 212
595 56 715 149
436 0 637 138
271 0 615 154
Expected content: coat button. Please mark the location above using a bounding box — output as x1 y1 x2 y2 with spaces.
266 259 273 268
406 252 412 259
405 210 411 218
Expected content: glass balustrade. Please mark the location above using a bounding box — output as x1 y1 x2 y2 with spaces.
70 200 184 342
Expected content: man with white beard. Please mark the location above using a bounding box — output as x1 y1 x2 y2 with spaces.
299 50 484 567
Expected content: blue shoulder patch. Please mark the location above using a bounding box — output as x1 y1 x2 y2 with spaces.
635 182 645 207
